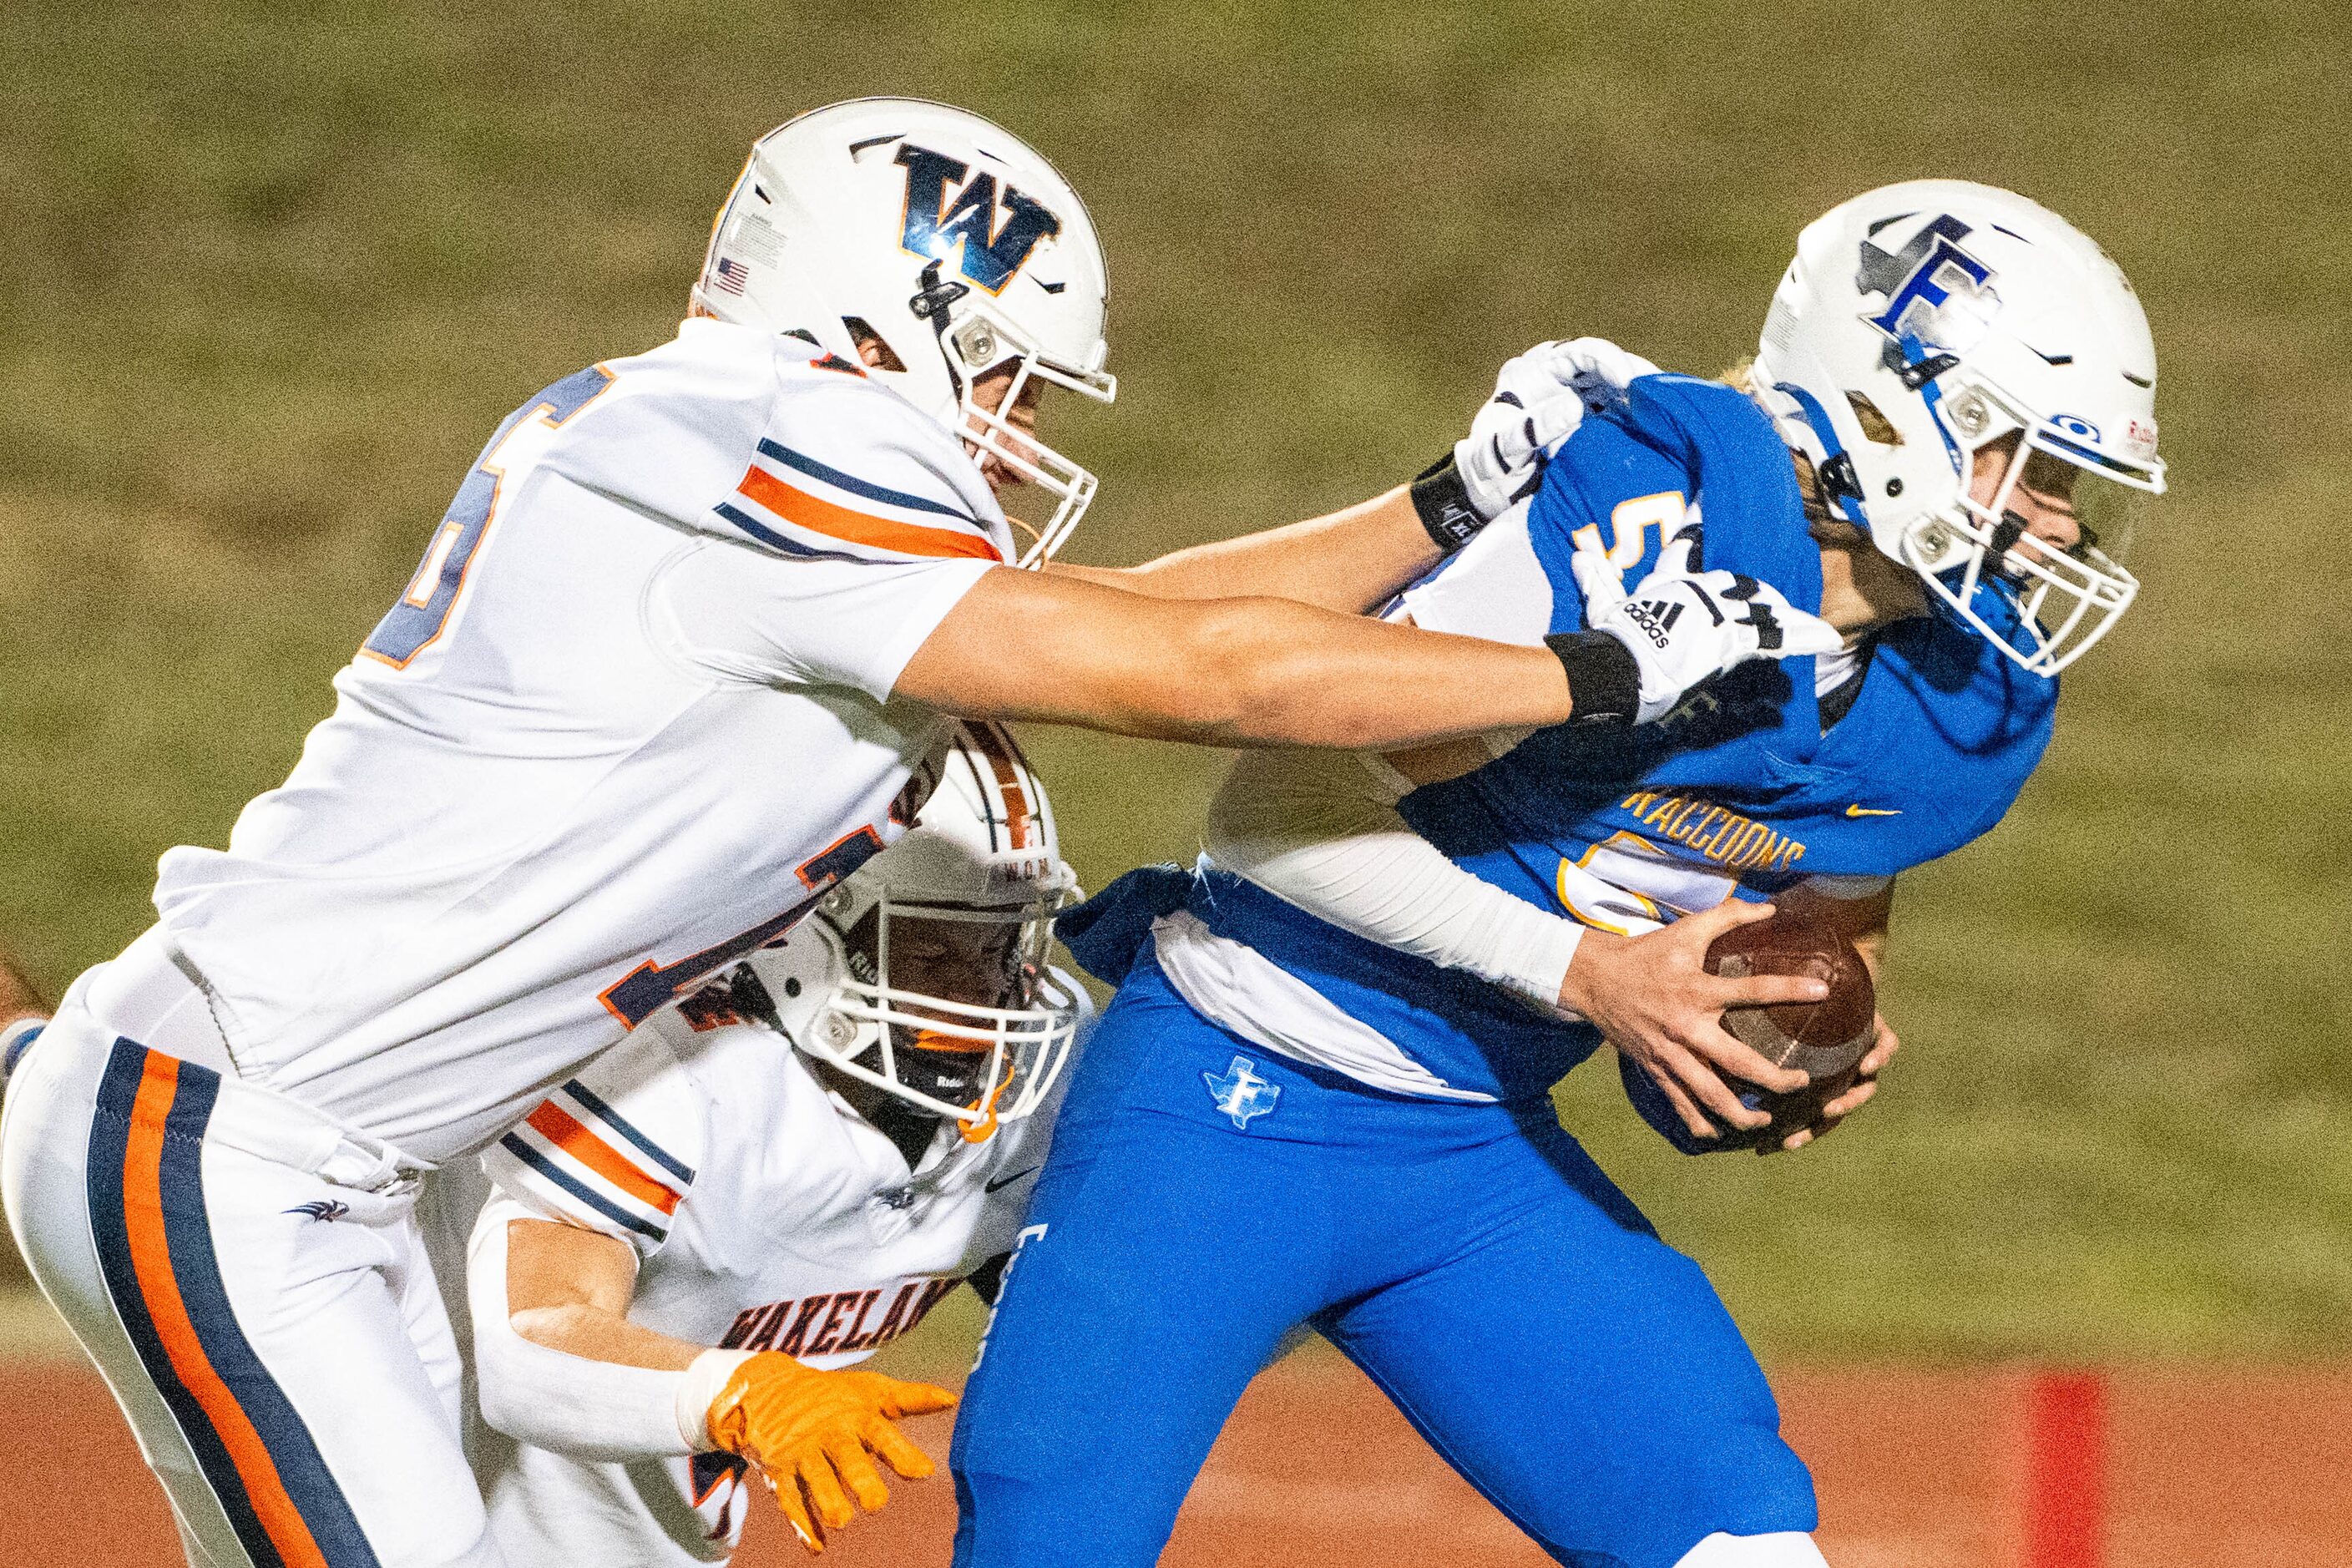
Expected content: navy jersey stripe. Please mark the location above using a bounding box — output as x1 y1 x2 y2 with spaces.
711 503 873 565
498 1134 669 1241
559 1081 696 1184
756 438 975 522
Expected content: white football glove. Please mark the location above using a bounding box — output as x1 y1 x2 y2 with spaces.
1413 338 1663 551
1573 532 1844 723
1456 338 1665 516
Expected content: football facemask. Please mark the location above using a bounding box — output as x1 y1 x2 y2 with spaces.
937 304 1114 567
1903 383 2157 676
826 893 1080 1136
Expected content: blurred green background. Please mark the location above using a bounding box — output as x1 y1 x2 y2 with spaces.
2 0 2347 1361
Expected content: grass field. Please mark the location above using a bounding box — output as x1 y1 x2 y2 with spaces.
1 0 2348 1359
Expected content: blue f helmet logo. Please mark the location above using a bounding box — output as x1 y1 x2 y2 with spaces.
1203 1055 1281 1131
1857 213 1998 367
895 144 1061 296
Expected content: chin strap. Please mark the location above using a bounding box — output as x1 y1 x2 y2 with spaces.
908 261 971 406
1984 509 2032 580
1766 381 1869 526
958 1068 1016 1145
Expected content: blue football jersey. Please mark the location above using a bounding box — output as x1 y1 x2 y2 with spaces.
1188 374 2058 1120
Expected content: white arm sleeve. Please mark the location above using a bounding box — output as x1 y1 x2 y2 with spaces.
1204 748 1584 1009
466 1195 750 1460
1394 499 1555 644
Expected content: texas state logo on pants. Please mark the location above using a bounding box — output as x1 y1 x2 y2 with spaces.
1201 1055 1280 1130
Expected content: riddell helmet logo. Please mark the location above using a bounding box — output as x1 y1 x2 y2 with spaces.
895 144 1062 295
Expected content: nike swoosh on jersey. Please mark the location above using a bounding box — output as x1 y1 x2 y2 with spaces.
1844 805 1903 817
984 1166 1041 1194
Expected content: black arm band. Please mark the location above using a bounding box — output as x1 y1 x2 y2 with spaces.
1408 452 1486 554
1544 631 1640 725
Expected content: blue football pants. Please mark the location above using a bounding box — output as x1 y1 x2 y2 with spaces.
949 955 1816 1568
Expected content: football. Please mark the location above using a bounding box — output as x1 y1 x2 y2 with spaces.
1703 909 1877 1150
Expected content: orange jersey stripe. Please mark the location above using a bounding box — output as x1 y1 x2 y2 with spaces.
121 1058 331 1568
525 1102 681 1216
736 463 1001 562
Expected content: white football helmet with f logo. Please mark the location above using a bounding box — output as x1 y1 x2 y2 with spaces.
1752 180 2166 675
693 98 1115 566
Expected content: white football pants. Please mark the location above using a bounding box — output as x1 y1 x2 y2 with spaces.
0 957 505 1568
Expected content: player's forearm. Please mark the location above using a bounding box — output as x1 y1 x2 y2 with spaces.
1017 600 1574 748
472 1211 721 1459
508 1302 704 1372
1051 488 1441 613
901 569 1583 750
1175 601 1578 748
473 1315 713 1460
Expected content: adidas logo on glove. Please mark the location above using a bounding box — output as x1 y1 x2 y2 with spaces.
1624 599 1685 647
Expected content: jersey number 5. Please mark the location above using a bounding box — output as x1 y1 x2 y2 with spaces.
1571 490 1687 574
360 364 615 669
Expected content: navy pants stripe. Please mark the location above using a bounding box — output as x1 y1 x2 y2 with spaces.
86 1038 382 1568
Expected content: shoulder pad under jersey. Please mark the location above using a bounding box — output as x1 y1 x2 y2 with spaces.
539 318 1012 567
1530 374 1823 638
483 1024 706 1257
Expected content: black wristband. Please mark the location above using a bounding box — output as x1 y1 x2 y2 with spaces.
1543 631 1640 725
1408 453 1486 554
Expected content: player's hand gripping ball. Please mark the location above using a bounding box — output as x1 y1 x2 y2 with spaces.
706 1352 957 1553
1702 910 1876 1151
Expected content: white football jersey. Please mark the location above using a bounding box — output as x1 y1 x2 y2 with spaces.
144 318 1015 1165
461 981 1077 1565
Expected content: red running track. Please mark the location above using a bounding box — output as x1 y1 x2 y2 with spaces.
2 1358 2345 1567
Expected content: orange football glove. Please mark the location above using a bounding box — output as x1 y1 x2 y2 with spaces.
705 1352 957 1553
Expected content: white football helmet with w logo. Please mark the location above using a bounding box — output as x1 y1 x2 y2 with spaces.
740 721 1080 1136
1752 180 2166 675
693 98 1115 566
